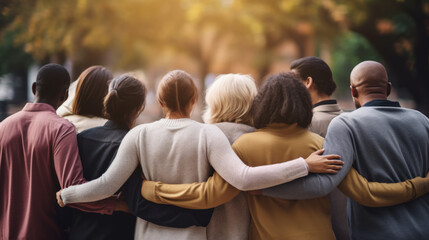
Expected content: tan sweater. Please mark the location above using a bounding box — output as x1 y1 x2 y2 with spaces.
234 123 333 240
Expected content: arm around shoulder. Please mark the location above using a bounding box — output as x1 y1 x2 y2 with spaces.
53 126 114 214
339 168 429 207
141 172 240 209
205 125 309 191
60 127 141 205
123 168 214 228
262 117 355 199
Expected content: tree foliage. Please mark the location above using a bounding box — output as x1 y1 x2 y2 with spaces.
339 0 429 114
1 0 428 114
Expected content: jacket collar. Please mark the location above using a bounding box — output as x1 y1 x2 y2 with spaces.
104 120 129 130
363 99 401 107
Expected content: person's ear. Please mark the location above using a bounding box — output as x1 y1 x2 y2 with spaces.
350 85 358 98
32 82 37 96
386 82 392 97
304 77 313 89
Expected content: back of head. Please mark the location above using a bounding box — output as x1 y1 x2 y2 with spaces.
203 74 257 125
36 63 71 99
157 70 198 115
72 66 113 117
290 56 336 96
350 60 389 94
104 75 147 127
253 72 313 129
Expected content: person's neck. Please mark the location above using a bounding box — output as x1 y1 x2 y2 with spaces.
359 94 388 106
311 93 331 106
33 96 59 110
165 111 190 119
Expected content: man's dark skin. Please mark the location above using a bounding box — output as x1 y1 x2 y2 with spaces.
32 81 69 110
350 61 392 108
36 71 129 212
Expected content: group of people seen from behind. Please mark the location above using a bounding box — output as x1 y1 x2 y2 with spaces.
1 57 429 240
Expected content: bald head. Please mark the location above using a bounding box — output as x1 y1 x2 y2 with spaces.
351 61 389 89
350 61 391 107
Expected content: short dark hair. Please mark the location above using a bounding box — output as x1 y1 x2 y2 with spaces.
290 56 336 96
36 63 71 98
253 72 313 129
72 66 113 118
104 75 147 127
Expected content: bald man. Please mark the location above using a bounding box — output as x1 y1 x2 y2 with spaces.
262 61 429 239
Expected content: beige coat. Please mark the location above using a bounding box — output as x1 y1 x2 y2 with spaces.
57 81 107 133
309 103 343 137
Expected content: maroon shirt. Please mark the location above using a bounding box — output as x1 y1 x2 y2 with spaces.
0 103 114 240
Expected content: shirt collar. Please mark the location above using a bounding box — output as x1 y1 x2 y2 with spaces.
363 99 401 107
104 120 129 130
313 99 337 108
22 103 56 113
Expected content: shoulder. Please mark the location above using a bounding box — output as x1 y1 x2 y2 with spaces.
201 123 229 140
200 122 221 132
232 130 264 150
50 113 76 133
402 108 429 122
127 123 148 136
65 115 107 132
215 122 256 144
306 130 324 148
328 112 355 127
77 126 105 140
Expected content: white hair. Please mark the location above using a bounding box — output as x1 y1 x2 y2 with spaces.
203 74 258 125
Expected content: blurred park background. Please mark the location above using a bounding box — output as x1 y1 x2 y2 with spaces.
1 0 428 122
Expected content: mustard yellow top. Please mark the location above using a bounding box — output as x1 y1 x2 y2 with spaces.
141 123 429 240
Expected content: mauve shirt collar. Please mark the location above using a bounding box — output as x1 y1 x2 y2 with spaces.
23 103 56 112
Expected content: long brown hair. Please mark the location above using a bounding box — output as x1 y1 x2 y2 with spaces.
157 70 198 116
103 75 147 127
72 66 113 117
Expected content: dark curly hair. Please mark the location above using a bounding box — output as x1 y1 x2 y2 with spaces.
252 72 313 129
290 56 336 96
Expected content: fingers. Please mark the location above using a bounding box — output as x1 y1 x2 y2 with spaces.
327 160 344 165
317 160 343 174
323 154 341 160
311 149 325 156
56 191 65 207
329 165 343 170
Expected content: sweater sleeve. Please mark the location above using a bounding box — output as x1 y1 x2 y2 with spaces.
262 117 355 199
338 167 429 207
122 168 214 228
141 172 240 209
60 128 141 204
205 125 309 191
